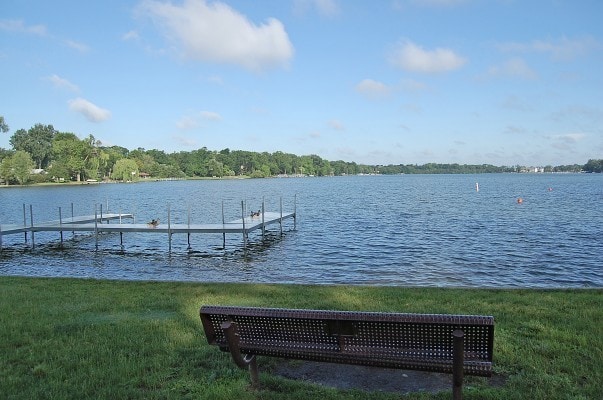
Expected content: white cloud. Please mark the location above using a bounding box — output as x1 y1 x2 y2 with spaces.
172 134 198 147
200 110 222 121
504 125 527 135
68 98 111 122
328 119 345 131
553 133 586 143
176 115 199 130
47 74 79 92
355 79 392 99
486 58 537 80
0 19 46 36
498 36 600 61
177 110 222 130
140 0 294 72
122 30 140 41
65 39 89 53
389 39 466 73
294 0 340 17
549 133 587 151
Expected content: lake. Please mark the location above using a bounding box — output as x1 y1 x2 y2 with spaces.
1 174 602 288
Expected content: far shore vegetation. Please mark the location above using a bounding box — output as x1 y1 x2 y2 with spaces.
1 277 601 399
1 119 602 186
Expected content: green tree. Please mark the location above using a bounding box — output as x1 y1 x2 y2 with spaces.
0 156 13 184
112 158 139 181
9 124 57 169
11 150 35 184
206 157 224 177
51 133 88 181
584 159 603 173
0 116 9 133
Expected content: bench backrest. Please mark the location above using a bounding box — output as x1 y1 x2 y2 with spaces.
200 306 494 376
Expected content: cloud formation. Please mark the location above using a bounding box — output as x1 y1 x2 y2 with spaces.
68 98 111 122
389 39 466 73
294 0 340 17
0 19 46 36
200 111 222 121
140 0 294 72
486 58 537 80
355 79 392 99
499 36 600 61
47 75 79 92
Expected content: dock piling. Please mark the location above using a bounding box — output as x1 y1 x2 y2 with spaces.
30 205 35 249
241 200 247 250
22 204 27 243
187 205 191 251
261 197 265 237
294 194 297 230
71 203 75 238
168 203 172 252
94 205 99 250
221 201 226 249
279 197 283 236
59 207 64 246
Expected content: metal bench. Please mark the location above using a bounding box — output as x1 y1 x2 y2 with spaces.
200 306 494 399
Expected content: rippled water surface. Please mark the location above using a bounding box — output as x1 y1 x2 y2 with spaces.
1 174 602 287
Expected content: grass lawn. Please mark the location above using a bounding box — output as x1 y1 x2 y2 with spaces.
0 276 601 399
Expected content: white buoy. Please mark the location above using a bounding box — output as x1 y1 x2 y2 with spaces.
475 182 479 192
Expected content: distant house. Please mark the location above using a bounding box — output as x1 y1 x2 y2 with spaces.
139 172 150 179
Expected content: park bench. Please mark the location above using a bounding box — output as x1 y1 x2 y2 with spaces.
200 306 494 400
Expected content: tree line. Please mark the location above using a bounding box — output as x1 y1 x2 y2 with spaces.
0 119 599 185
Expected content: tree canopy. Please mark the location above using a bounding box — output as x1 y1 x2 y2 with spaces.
0 119 597 186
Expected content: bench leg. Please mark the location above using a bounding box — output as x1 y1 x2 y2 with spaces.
249 356 259 388
452 329 464 400
221 321 260 388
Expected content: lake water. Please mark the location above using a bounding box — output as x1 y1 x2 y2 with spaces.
1 174 602 288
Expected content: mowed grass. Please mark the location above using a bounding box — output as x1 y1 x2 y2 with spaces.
0 276 601 399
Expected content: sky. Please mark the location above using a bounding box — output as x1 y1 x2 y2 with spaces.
1 0 602 166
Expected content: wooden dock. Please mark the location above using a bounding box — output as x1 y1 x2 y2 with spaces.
0 200 296 252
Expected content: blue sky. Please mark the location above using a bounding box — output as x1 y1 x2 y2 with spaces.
1 0 602 166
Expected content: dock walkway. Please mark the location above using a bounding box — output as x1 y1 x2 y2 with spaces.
1 208 295 252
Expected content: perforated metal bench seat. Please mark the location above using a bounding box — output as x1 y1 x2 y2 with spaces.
200 305 494 399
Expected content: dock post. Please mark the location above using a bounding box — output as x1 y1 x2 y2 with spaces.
222 201 226 249
279 197 283 236
0 220 3 251
294 194 297 230
94 205 99 250
241 201 247 250
168 204 172 252
23 203 28 243
30 205 35 249
58 207 64 247
187 204 191 251
100 203 104 223
261 197 265 237
71 203 75 238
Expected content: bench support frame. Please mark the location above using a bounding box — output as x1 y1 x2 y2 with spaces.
221 321 260 388
219 322 467 399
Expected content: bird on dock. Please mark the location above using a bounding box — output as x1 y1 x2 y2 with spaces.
250 210 261 218
147 219 159 227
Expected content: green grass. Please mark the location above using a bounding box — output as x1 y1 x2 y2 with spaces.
0 277 601 399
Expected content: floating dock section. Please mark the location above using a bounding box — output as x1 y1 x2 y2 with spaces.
0 198 296 252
